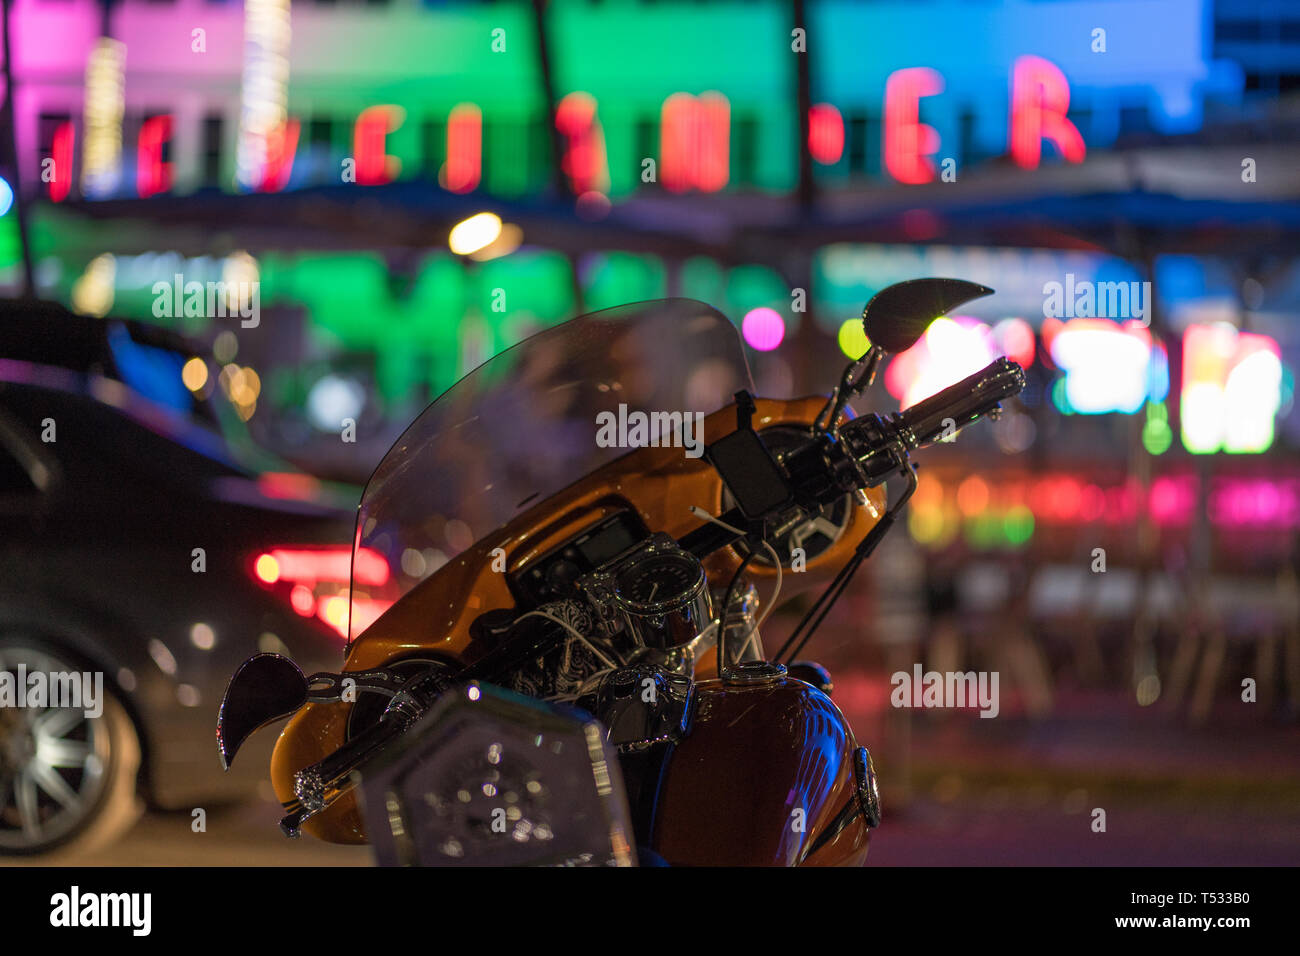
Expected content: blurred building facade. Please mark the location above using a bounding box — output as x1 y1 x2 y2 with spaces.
1 0 1298 714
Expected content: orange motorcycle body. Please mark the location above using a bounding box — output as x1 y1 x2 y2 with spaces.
269 395 884 855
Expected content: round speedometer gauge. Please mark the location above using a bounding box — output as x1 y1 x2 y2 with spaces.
603 539 712 652
613 551 705 611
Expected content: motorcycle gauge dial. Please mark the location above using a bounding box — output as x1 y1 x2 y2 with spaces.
612 548 711 651
614 551 705 611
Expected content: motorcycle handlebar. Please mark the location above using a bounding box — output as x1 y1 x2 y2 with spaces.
680 356 1026 558
896 356 1026 449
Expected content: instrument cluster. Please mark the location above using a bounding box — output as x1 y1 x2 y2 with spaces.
507 509 649 607
578 533 713 652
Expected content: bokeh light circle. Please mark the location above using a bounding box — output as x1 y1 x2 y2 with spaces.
742 307 785 352
837 318 870 359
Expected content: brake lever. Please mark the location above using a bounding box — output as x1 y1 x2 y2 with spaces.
817 347 882 433
776 463 919 665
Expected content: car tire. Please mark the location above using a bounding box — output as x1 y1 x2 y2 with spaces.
0 637 143 856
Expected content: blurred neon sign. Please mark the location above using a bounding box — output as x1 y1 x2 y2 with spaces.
260 120 300 192
236 0 292 191
1009 56 1086 169
1181 323 1283 454
884 68 944 184
354 106 405 186
137 115 173 198
660 92 730 193
884 313 1173 418
36 0 1239 203
556 92 610 198
49 122 75 203
909 470 1300 551
885 315 999 409
884 315 1035 409
81 38 126 198
443 103 482 194
1046 318 1167 415
808 104 845 165
57 57 1092 200
884 56 1086 184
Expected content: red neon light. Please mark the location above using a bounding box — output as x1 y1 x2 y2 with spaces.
884 67 944 184
938 471 1300 532
49 121 75 203
556 92 609 196
1079 484 1107 522
808 103 844 165
1009 55 1085 169
354 105 404 186
260 119 300 192
444 103 481 194
1210 478 1300 527
137 115 173 198
660 92 730 193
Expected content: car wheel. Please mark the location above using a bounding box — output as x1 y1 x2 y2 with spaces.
0 638 143 856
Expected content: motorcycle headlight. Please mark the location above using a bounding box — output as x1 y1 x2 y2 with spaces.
358 681 635 867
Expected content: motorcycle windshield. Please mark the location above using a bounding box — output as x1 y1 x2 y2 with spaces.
348 298 755 641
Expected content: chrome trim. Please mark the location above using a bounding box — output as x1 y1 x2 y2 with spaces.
720 660 787 686
853 746 882 828
579 533 714 652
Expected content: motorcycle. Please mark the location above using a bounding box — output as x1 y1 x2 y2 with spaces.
216 278 1025 866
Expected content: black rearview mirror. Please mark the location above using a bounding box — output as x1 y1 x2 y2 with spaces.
862 278 995 354
217 653 309 770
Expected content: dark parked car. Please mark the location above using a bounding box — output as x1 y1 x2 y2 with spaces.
0 300 357 855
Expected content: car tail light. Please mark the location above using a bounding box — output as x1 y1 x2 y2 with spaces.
250 546 394 639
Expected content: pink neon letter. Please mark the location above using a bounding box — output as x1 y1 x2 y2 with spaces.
1009 55 1086 169
884 67 944 185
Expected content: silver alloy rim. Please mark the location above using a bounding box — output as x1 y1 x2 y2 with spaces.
0 645 110 850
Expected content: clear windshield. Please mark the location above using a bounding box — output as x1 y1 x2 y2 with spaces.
348 298 754 639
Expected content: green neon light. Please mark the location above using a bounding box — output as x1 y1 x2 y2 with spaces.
1142 401 1172 456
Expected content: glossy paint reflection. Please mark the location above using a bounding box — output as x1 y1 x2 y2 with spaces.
652 677 869 866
